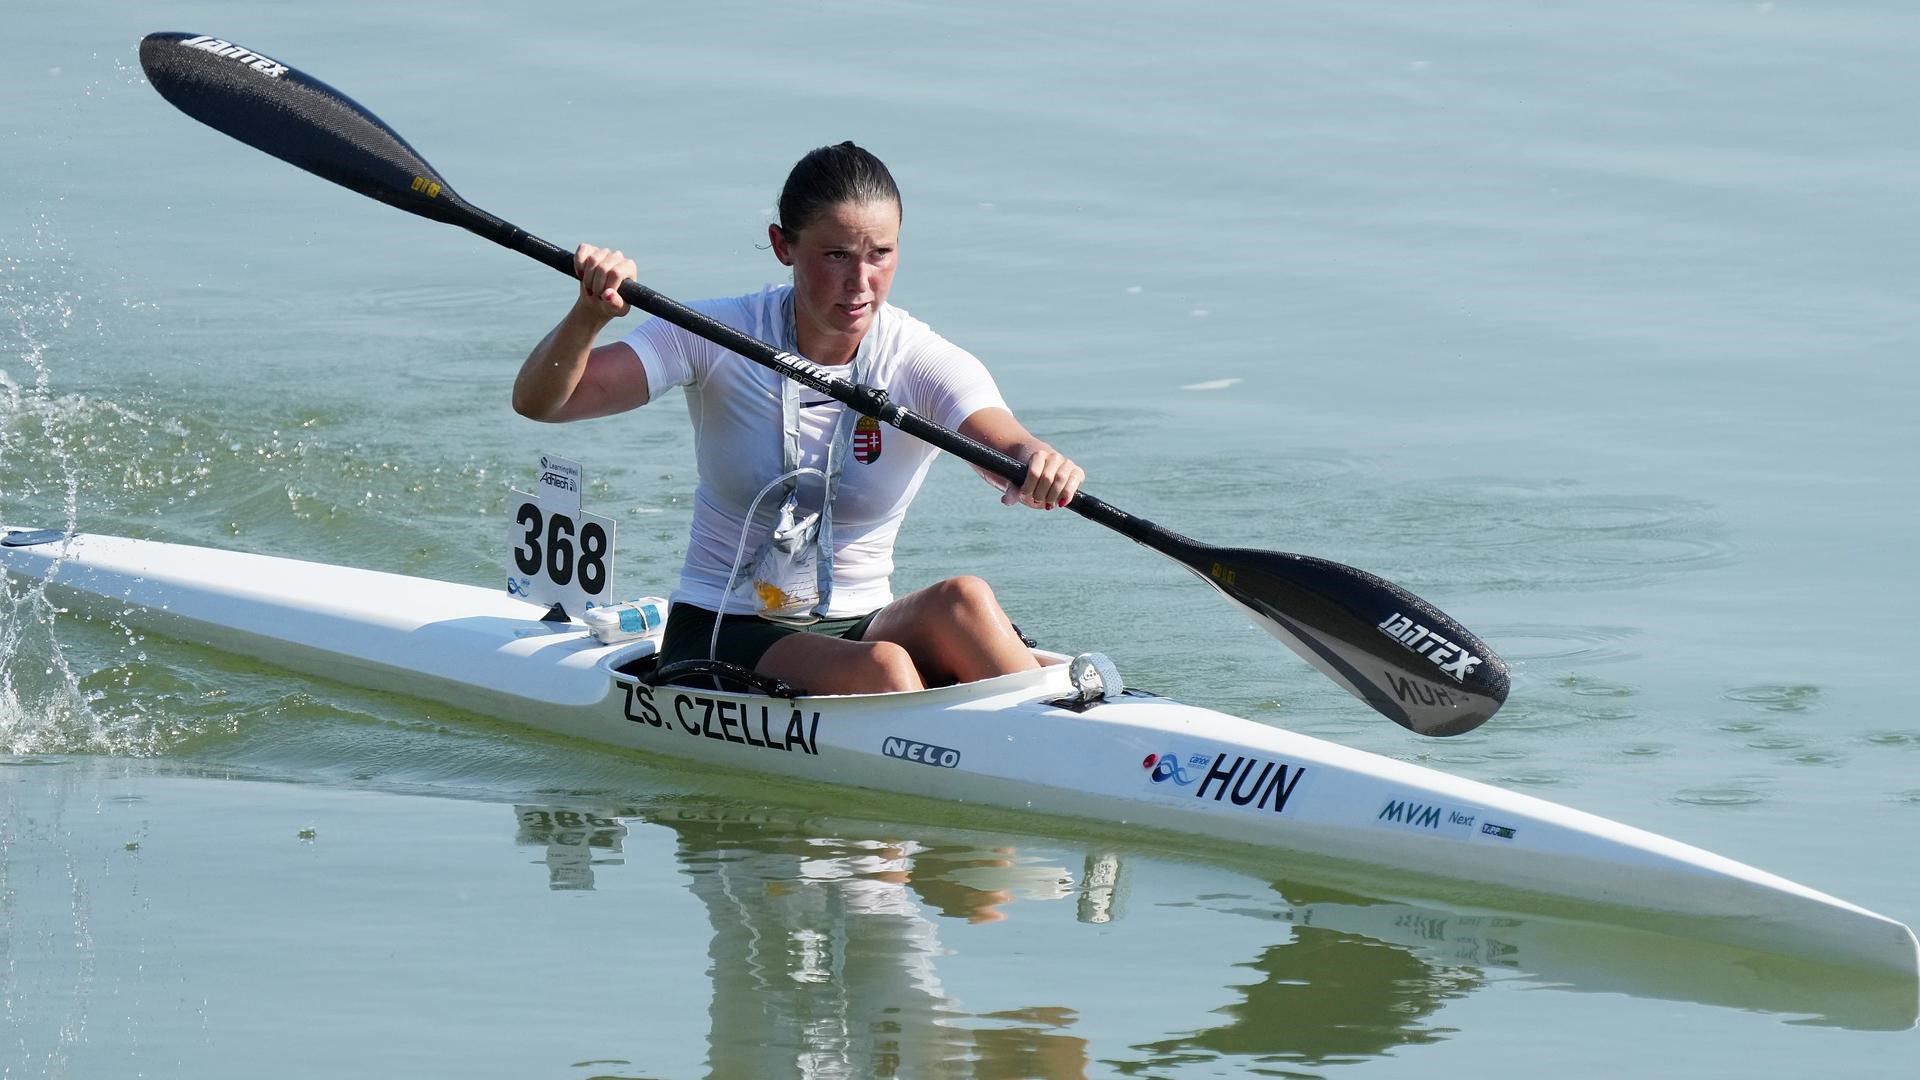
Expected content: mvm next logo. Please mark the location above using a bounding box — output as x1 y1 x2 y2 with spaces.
1190 753 1307 814
1378 798 1478 835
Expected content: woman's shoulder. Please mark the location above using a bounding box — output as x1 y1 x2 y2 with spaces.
875 297 932 339
873 299 969 362
871 302 996 397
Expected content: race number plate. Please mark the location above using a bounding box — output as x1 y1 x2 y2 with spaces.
506 454 616 617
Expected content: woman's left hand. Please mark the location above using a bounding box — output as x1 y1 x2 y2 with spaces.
1002 446 1085 510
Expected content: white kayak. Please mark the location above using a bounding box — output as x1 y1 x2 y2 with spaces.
4 524 1916 983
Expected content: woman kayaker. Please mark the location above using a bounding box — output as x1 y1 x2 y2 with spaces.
512 142 1084 693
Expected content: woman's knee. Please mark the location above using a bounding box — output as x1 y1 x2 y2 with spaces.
857 640 923 691
931 575 1001 618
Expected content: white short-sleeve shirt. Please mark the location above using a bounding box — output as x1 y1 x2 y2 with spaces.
620 284 1007 617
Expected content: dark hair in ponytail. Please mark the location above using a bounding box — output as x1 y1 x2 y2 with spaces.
776 141 901 237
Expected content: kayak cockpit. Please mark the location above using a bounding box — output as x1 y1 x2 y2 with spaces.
607 643 1113 711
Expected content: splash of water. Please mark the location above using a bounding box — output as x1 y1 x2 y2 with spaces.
0 219 131 755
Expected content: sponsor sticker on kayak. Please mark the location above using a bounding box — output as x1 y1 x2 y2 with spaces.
1142 751 1214 786
1376 795 1494 839
537 454 583 518
1143 751 1307 814
882 736 960 769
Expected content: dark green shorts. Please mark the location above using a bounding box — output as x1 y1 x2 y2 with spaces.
657 603 882 672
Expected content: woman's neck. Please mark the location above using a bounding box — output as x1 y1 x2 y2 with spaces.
793 318 863 367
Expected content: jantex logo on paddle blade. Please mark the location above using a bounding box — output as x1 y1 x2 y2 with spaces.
179 35 288 78
1376 612 1480 682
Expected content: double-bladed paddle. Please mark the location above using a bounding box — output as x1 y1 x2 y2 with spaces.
137 31 1510 735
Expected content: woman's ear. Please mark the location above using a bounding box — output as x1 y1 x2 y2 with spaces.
768 223 793 266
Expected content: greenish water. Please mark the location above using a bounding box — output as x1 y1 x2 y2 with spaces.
5 1 1919 1076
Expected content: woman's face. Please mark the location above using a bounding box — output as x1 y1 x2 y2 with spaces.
770 198 900 360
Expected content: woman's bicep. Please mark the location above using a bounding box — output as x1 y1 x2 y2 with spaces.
553 341 651 421
956 406 1031 453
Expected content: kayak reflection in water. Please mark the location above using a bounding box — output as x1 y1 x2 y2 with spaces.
516 804 1094 1076
512 804 1493 1076
512 142 1085 694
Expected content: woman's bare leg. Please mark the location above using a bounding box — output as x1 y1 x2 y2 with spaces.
863 576 1037 686
757 633 925 694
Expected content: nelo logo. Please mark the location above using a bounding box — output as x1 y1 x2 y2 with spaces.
882 736 960 769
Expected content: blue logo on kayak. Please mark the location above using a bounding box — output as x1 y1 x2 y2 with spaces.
1144 752 1211 786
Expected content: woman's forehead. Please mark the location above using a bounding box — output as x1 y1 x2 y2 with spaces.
798 199 901 240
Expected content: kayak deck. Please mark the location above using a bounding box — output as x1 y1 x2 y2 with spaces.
3 525 1916 985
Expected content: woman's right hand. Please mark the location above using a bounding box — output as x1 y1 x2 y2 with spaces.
573 243 637 320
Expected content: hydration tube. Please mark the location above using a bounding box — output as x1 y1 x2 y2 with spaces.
711 466 826 662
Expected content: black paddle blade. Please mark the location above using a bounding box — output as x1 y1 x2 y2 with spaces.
138 32 471 226
1196 547 1509 736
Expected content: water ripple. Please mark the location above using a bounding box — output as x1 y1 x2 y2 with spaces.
1863 731 1920 748
345 279 547 316
1210 474 1734 594
1724 685 1821 712
1487 623 1639 667
1672 787 1765 807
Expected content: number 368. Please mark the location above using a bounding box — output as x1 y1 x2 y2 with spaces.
513 503 608 596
